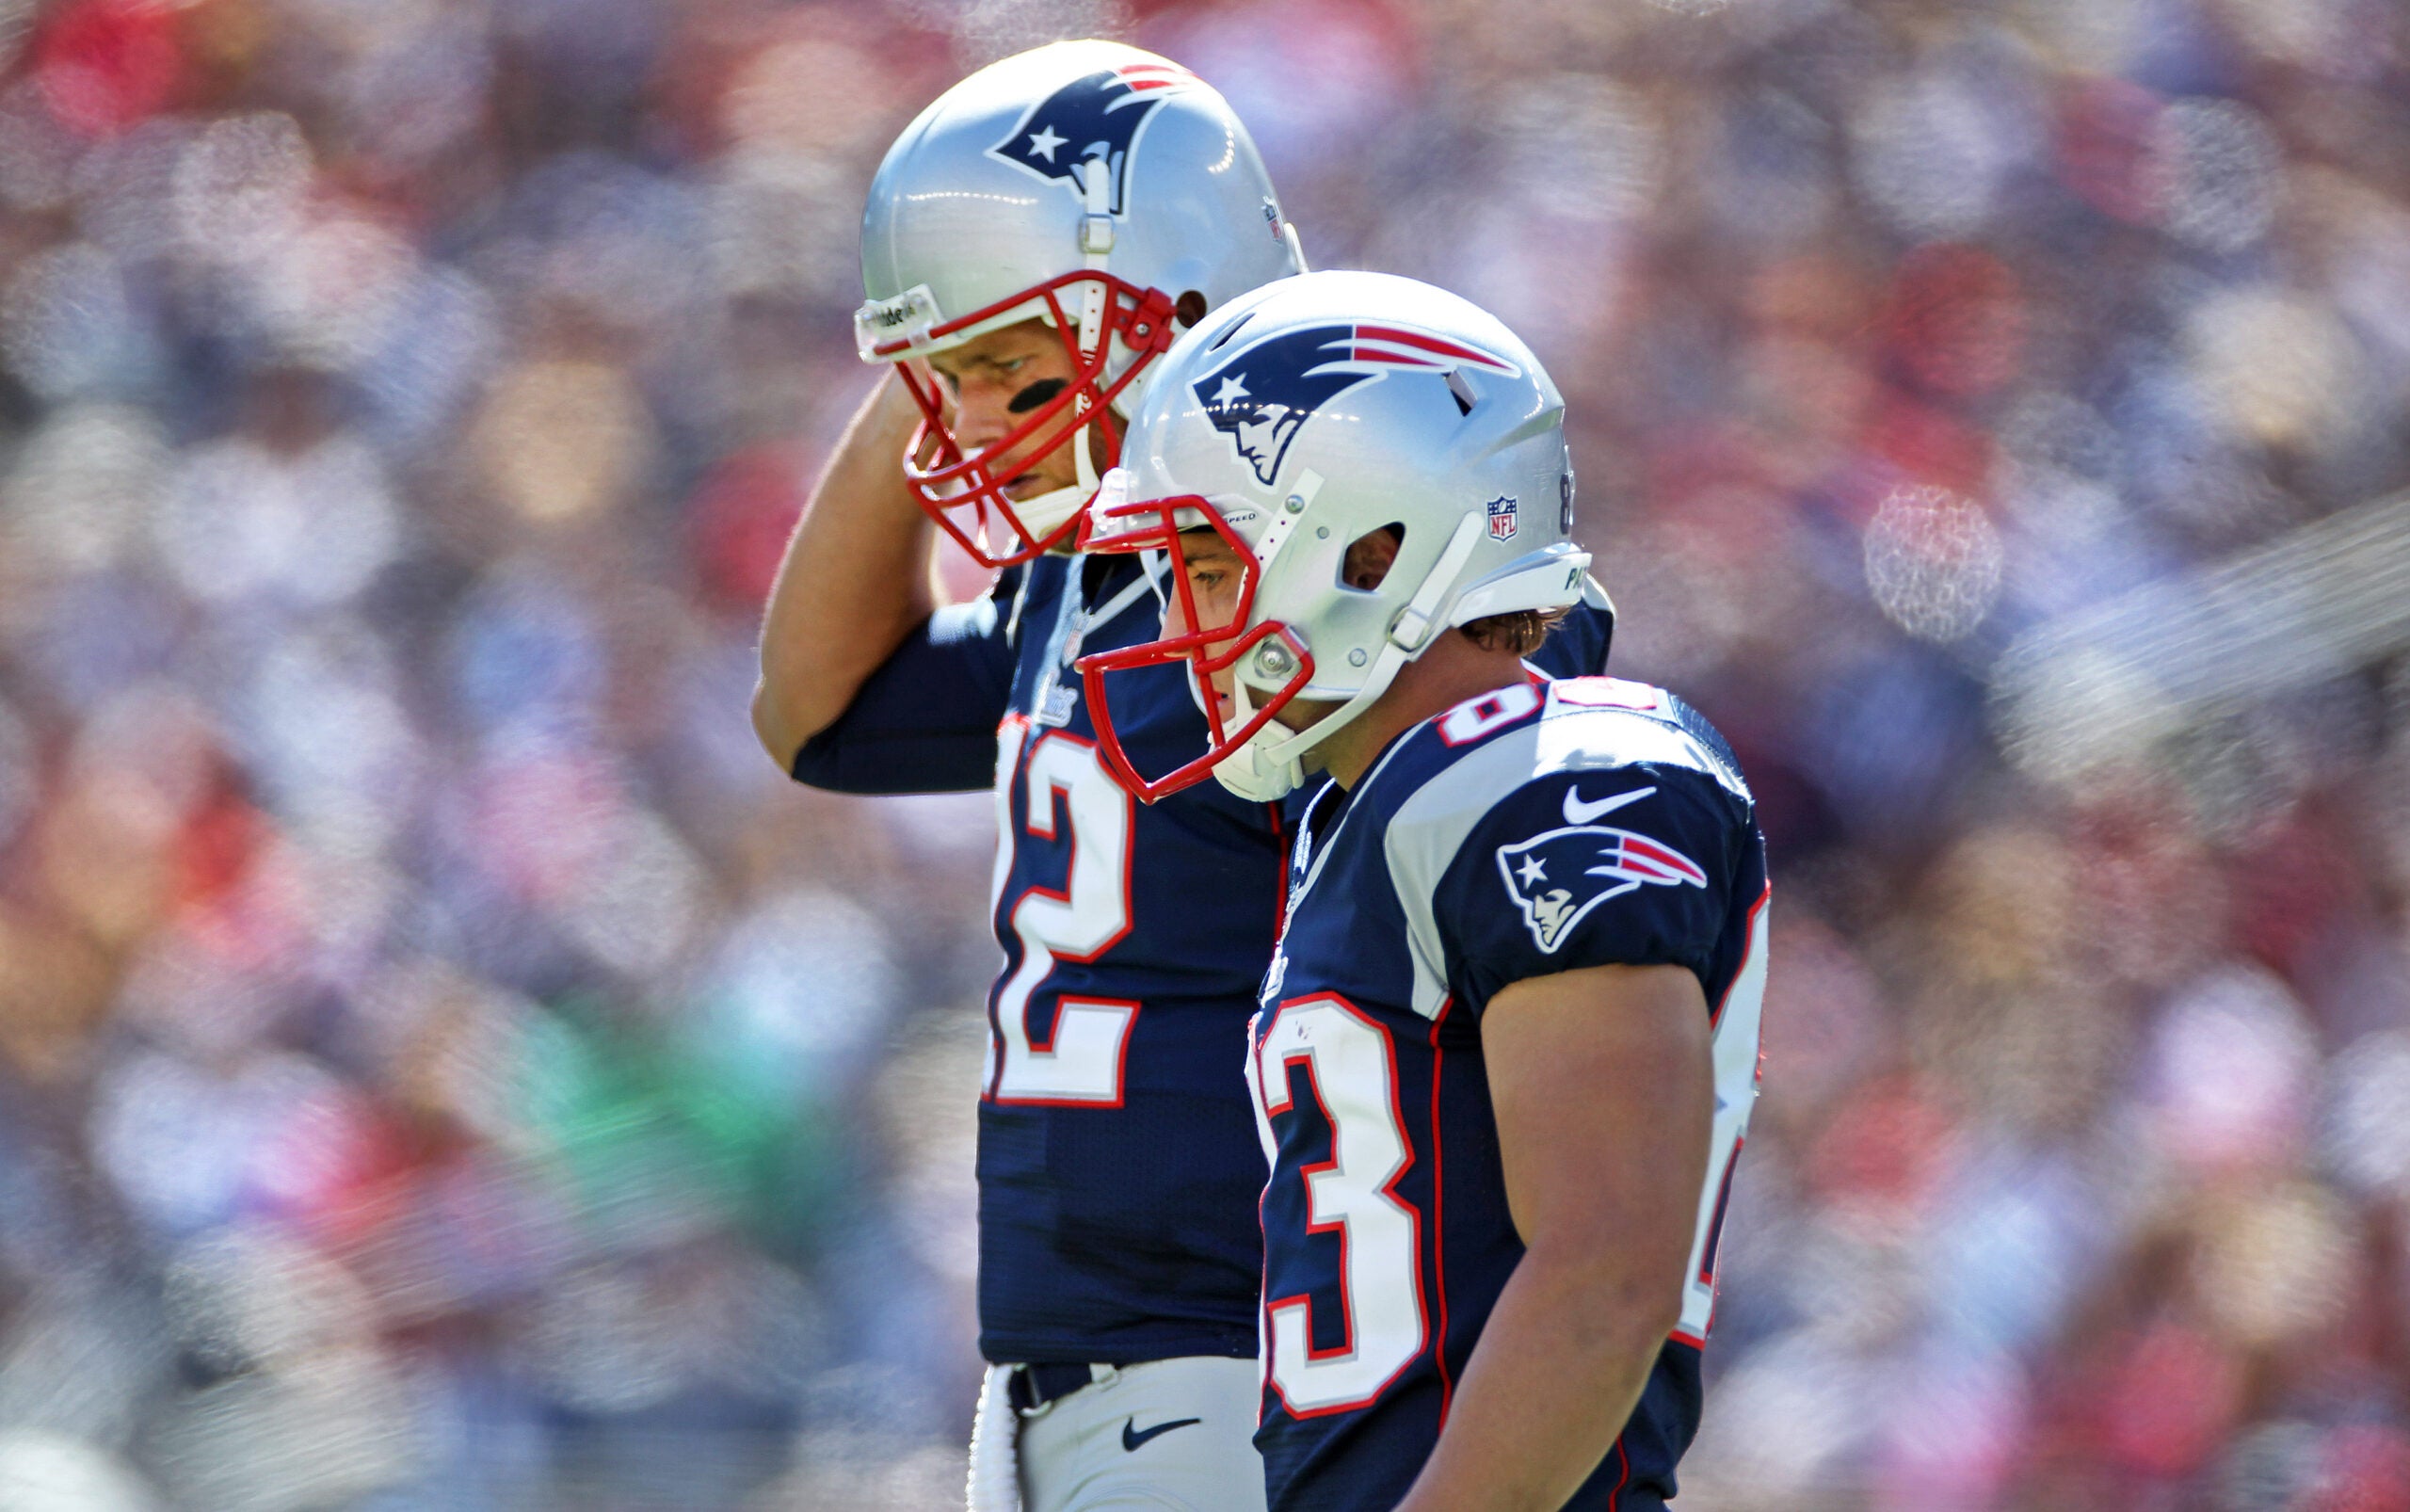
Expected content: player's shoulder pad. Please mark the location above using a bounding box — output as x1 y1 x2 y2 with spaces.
1533 676 1750 805
1364 676 1746 827
1372 678 1750 1017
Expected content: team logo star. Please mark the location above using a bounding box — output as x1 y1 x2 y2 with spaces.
1026 124 1067 162
1517 853 1548 887
1210 373 1251 407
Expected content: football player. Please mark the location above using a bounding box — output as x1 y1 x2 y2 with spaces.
1076 270 1766 1512
752 43 1614 1512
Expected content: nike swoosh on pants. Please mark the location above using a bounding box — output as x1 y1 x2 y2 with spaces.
1121 1416 1203 1453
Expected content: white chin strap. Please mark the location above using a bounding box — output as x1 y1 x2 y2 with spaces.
1001 480 1092 555
1206 636 1408 803
1209 513 1490 802
1025 154 1117 554
1208 680 1309 802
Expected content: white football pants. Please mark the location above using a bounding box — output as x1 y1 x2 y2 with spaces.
967 1357 1268 1512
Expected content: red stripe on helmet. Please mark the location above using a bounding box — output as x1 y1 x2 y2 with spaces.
1347 342 1449 369
1353 324 1518 372
1116 64 1198 90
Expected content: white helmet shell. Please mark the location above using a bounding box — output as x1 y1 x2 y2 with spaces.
860 40 1302 380
855 41 1308 566
1082 270 1592 801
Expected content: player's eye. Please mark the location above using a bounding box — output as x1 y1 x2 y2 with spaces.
1008 377 1068 414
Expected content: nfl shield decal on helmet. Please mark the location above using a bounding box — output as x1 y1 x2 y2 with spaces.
1193 323 1522 488
988 64 1197 213
1496 809 1709 954
1486 494 1518 541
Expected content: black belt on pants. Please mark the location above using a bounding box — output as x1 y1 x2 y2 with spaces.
1008 1361 1100 1412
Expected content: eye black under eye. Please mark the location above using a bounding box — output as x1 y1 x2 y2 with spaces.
1007 378 1069 414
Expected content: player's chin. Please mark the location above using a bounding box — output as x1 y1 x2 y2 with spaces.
1273 696 1343 735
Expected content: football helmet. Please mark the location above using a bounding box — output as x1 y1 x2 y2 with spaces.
856 40 1307 569
1077 271 1595 802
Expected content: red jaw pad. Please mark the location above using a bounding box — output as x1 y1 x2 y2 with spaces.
1074 493 1316 803
876 275 1178 570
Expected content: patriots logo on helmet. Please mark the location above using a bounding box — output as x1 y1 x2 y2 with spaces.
1193 323 1521 488
988 64 1196 215
1494 785 1708 954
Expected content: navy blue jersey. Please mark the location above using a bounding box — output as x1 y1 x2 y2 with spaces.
1247 676 1768 1512
795 555 1613 1365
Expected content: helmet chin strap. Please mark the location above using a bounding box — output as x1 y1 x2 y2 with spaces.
1004 481 1095 555
1210 512 1488 801
990 157 1115 561
1209 678 1309 802
1067 155 1115 515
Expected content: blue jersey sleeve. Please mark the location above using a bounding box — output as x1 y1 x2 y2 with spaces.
1528 599 1613 680
789 568 1029 796
1435 766 1747 1018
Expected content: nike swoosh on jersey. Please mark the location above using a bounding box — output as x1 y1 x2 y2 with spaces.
1562 783 1656 827
1122 1416 1203 1453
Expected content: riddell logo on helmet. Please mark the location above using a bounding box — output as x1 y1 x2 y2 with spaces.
1191 324 1520 488
852 285 943 359
988 64 1197 214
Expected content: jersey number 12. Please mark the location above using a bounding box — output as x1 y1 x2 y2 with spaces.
987 724 1137 1106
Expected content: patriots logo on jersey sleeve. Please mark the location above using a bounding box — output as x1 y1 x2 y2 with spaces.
1193 324 1521 487
1494 785 1708 953
988 64 1196 214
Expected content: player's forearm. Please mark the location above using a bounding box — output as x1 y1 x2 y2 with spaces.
753 373 940 765
1390 1250 1676 1512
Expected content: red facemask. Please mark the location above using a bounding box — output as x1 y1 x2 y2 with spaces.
868 273 1180 570
1075 492 1316 803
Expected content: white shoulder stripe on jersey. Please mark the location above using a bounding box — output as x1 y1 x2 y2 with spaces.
1382 725 1554 1021
1283 701 1441 924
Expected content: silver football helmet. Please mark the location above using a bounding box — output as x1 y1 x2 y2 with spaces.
1077 270 1595 802
855 40 1307 568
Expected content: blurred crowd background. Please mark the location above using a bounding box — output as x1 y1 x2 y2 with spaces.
0 0 2405 1506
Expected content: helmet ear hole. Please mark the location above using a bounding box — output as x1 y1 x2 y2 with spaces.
1341 523 1406 593
1174 290 1209 328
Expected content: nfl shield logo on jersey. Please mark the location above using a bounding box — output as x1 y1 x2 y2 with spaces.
1485 494 1518 541
1495 786 1709 953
